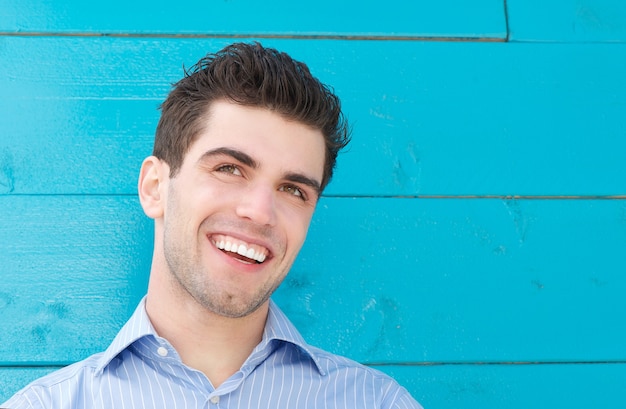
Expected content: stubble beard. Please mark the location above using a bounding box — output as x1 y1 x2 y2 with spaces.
161 180 293 318
162 222 286 319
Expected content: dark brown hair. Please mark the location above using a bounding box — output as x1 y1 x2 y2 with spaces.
153 42 350 191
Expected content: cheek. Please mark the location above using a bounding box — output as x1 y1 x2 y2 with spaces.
280 206 315 247
164 190 199 237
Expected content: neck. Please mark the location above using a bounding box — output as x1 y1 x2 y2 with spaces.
145 273 268 388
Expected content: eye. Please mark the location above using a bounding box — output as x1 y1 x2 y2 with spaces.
215 164 242 176
279 184 307 201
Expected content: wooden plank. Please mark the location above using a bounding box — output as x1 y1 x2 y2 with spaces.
0 367 58 404
508 0 626 42
282 197 626 363
1 38 625 196
0 0 506 39
376 363 626 409
2 196 625 364
0 196 151 363
3 363 626 408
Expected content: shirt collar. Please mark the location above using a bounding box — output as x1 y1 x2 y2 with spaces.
95 296 156 375
261 300 326 375
95 297 325 376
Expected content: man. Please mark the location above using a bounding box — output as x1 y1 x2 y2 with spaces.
4 42 421 408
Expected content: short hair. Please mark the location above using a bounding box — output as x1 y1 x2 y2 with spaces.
153 42 350 191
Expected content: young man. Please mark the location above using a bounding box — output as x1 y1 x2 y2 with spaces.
4 42 422 408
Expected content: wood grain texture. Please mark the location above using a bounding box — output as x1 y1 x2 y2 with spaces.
2 196 625 364
508 0 626 42
378 363 626 409
0 0 506 39
1 1 625 406
1 38 625 196
0 367 59 403
0 196 151 363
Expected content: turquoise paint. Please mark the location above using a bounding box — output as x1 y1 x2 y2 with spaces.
0 196 151 363
1 38 625 196
0 0 506 38
380 363 626 408
2 197 625 365
2 0 626 406
508 0 626 42
281 198 626 363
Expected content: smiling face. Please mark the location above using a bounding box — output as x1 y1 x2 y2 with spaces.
148 100 325 318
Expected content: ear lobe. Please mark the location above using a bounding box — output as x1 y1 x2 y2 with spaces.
138 156 168 219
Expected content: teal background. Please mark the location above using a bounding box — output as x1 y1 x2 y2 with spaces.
1 1 626 407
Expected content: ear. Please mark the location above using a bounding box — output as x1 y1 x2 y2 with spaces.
138 156 169 219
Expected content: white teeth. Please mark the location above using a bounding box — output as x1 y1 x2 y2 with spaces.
214 238 268 263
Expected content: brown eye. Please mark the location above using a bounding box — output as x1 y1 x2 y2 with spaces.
279 185 306 201
216 164 242 176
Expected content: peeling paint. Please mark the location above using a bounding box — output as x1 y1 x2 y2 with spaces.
531 280 544 290
0 149 15 193
503 199 529 244
31 324 51 343
392 159 408 188
0 292 14 309
45 300 70 319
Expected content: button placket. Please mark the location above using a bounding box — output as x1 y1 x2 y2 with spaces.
209 395 220 405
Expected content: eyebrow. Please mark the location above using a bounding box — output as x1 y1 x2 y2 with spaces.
198 147 322 195
284 172 322 196
199 147 258 169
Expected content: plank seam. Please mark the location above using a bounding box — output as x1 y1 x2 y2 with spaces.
366 360 626 367
2 194 626 199
503 0 511 42
328 195 626 200
0 32 506 42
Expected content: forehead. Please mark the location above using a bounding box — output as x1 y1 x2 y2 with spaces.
187 101 326 176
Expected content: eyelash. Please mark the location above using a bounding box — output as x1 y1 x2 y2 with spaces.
216 164 242 176
279 185 307 201
215 164 308 201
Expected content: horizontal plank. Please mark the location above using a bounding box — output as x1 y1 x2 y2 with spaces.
508 0 626 42
0 367 58 404
3 363 626 408
0 0 506 39
377 363 626 409
1 38 625 196
0 196 151 363
1 196 625 364
283 197 626 363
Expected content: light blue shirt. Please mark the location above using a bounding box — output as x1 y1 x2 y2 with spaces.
3 298 422 408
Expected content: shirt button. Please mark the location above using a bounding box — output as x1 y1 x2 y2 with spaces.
210 396 220 404
157 346 168 357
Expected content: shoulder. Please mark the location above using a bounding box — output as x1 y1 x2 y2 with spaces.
308 346 423 409
2 354 101 409
267 302 422 408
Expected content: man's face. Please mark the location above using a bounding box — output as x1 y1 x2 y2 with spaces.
159 100 325 318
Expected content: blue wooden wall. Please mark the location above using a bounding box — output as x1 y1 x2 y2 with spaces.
1 1 626 407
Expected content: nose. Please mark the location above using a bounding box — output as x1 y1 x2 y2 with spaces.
235 183 277 226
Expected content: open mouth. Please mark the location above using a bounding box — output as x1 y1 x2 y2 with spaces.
211 234 269 264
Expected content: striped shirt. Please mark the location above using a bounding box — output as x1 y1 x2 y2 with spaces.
3 298 422 408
